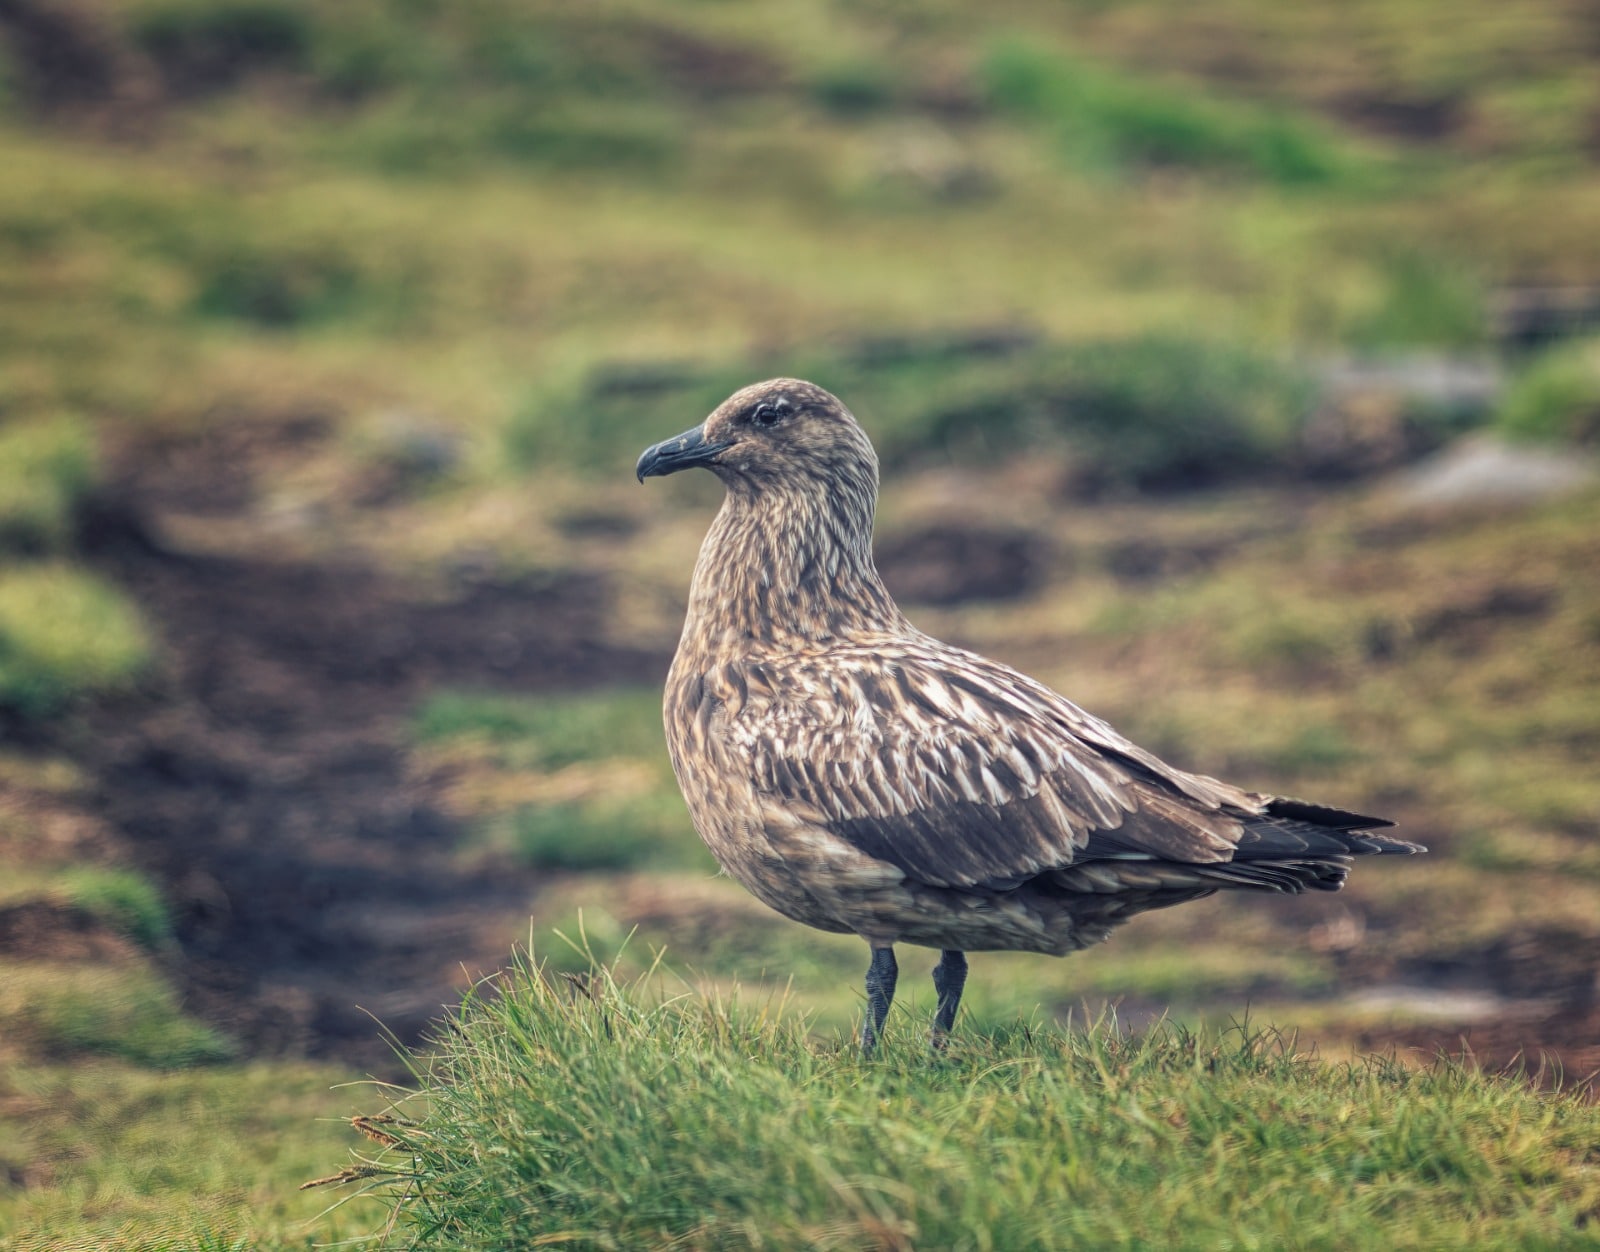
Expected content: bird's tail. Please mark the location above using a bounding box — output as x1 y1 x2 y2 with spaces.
1049 797 1424 897
1203 799 1424 893
1256 795 1427 854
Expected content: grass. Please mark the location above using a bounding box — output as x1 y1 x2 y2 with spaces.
0 865 172 950
54 868 173 950
0 564 152 718
413 687 711 872
320 955 1600 1250
508 334 1323 488
1079 529 1600 866
0 1057 373 1250
1497 338 1600 445
0 415 96 552
4 0 1600 1245
413 688 664 770
981 38 1368 188
499 798 710 873
0 962 231 1068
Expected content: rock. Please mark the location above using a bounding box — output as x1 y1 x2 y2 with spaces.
1301 356 1504 480
370 411 463 480
870 122 996 202
1390 433 1598 511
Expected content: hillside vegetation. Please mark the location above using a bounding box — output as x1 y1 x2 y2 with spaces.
2 0 1600 1247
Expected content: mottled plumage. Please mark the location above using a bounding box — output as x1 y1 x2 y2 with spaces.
637 379 1422 1048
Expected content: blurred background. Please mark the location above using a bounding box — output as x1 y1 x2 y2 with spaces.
1 0 1599 1241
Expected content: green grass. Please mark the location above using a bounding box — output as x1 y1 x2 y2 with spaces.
499 797 710 873
0 1057 373 1250
414 687 711 872
1497 338 1600 445
981 38 1369 188
54 867 174 950
119 0 705 180
322 955 1600 1250
1345 248 1488 349
0 564 152 717
0 962 232 1068
0 415 96 552
413 687 664 769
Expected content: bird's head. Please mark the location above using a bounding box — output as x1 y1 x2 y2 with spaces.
636 378 878 494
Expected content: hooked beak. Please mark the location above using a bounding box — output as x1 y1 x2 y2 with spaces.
635 423 733 483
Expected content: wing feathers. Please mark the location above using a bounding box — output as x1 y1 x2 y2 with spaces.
728 641 1402 891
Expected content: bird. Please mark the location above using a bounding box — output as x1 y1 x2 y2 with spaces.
636 378 1423 1051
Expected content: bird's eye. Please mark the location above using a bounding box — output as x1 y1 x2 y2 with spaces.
750 398 790 428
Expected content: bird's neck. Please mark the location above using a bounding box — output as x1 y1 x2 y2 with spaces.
682 472 908 652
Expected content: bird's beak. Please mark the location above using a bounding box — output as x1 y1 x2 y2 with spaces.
635 423 733 482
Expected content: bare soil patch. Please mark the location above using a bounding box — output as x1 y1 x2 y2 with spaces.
1370 929 1600 1094
0 900 139 964
65 433 667 1071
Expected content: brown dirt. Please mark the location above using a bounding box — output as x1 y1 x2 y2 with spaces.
1366 1006 1600 1096
62 430 669 1072
0 900 140 964
877 522 1050 605
1370 928 1600 1094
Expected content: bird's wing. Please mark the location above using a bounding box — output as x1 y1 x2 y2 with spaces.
723 640 1271 890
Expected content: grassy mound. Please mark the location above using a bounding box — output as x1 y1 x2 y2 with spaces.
330 955 1600 1249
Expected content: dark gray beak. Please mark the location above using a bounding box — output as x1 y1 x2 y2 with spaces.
635 424 732 482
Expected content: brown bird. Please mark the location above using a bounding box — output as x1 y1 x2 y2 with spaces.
637 379 1423 1050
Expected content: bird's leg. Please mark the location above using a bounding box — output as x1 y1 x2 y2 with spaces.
860 945 898 1053
931 950 967 1046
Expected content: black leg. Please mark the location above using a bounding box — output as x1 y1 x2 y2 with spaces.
861 945 898 1052
931 950 967 1044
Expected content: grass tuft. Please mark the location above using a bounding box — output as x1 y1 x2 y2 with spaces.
1496 338 1600 445
0 865 174 951
55 866 175 950
324 953 1600 1249
0 564 152 718
0 414 96 553
0 963 232 1068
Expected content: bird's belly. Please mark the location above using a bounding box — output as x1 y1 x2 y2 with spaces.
687 791 1109 955
720 851 1112 955
838 883 1113 960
